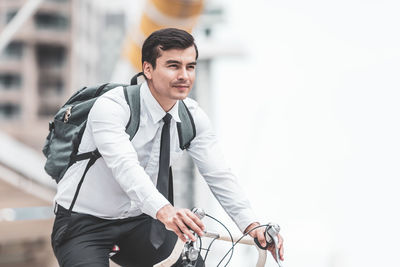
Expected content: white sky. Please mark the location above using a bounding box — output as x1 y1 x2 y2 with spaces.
205 0 400 266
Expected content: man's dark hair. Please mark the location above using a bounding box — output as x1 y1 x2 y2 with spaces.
141 28 198 69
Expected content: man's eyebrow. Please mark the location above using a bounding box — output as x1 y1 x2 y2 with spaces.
165 60 181 65
165 60 197 65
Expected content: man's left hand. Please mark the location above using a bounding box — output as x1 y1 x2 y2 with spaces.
245 222 285 262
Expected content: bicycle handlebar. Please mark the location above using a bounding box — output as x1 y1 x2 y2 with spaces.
153 208 283 267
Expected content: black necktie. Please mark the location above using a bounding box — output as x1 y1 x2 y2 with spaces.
150 113 173 249
156 113 172 199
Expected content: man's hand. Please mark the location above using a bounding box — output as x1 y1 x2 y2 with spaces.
245 222 285 262
156 204 205 243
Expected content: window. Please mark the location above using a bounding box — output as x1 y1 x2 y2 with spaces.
38 75 64 96
0 73 22 90
1 41 24 60
34 13 69 30
35 44 66 68
0 103 21 119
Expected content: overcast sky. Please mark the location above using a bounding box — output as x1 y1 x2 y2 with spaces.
207 0 400 266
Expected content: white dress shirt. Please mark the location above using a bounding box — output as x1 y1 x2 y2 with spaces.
55 82 257 232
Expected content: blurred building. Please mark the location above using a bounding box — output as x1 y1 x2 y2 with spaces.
0 0 126 151
0 130 56 267
0 179 55 267
70 0 126 89
0 1 126 266
0 0 73 151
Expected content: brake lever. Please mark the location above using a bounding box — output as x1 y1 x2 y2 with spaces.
268 224 283 267
253 223 283 267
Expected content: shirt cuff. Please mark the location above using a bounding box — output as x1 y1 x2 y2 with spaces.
140 192 170 219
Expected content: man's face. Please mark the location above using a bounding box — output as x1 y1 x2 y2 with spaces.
143 45 197 110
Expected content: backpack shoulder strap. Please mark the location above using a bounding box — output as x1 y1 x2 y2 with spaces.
177 100 196 150
123 84 195 149
123 85 141 140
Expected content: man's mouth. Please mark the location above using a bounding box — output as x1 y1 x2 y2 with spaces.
173 84 190 89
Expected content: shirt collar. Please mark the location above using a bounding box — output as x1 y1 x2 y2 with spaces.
141 81 181 124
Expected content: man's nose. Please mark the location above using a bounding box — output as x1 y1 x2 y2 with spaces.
177 68 189 80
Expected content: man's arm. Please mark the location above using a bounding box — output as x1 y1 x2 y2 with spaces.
186 101 284 260
88 88 169 218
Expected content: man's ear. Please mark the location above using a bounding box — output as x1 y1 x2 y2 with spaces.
143 61 153 80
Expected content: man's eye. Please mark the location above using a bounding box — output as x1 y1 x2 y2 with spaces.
188 65 196 69
168 65 178 68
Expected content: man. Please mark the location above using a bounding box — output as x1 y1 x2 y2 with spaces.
51 28 284 266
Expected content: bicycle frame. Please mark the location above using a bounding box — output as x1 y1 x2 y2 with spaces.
153 231 268 267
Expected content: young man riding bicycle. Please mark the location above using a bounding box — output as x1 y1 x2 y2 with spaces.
51 28 284 266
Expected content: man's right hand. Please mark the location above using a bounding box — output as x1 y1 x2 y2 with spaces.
156 204 205 242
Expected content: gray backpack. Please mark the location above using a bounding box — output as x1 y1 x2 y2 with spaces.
42 72 196 185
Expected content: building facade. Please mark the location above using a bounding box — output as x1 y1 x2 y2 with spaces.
0 0 126 151
0 0 73 150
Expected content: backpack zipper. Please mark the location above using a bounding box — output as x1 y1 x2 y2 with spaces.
63 106 72 123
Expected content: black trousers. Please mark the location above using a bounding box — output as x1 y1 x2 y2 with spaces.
51 205 204 267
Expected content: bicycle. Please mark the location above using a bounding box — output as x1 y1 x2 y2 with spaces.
153 208 284 267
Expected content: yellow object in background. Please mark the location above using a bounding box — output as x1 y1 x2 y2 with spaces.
122 0 204 71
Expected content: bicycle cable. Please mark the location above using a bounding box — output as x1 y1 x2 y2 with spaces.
195 235 203 266
202 235 218 263
204 213 235 267
216 224 270 267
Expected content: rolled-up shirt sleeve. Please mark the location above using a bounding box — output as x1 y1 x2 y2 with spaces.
87 88 169 218
187 104 259 232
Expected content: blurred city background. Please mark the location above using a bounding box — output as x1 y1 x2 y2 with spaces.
0 0 399 266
